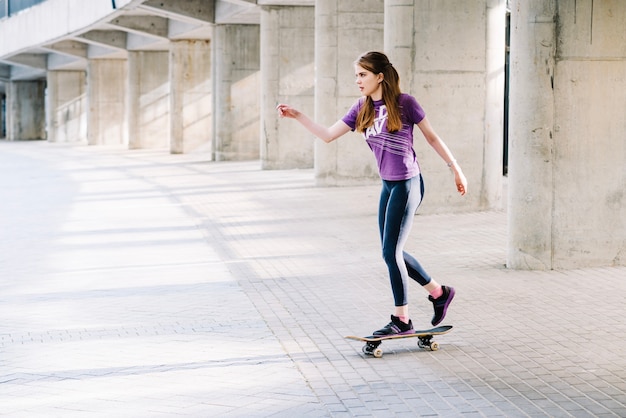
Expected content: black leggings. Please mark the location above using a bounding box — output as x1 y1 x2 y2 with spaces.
378 174 432 307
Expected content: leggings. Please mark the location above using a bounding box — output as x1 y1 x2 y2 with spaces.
378 174 432 307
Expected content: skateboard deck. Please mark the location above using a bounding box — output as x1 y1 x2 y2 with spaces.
345 325 452 358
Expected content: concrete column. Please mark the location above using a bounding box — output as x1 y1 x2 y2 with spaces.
508 0 626 269
169 40 212 154
385 0 506 214
87 59 127 146
46 71 87 143
314 0 384 185
0 94 6 138
260 5 315 170
212 24 260 161
507 0 556 269
483 0 507 209
6 80 46 141
127 51 170 150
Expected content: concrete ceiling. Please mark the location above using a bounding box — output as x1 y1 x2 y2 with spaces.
0 0 262 91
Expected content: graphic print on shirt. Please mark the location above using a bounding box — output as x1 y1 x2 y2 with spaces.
364 105 409 157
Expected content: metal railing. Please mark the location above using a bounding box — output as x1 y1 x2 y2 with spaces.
1 0 49 20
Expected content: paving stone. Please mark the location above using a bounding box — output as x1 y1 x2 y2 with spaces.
0 141 625 417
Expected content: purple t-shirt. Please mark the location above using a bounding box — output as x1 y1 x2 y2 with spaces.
341 93 426 181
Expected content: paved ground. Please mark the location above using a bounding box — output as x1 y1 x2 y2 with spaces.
0 140 624 417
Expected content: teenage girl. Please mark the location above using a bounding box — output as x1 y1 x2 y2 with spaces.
277 51 467 335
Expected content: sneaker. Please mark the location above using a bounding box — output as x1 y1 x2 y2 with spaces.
372 315 414 336
429 285 455 326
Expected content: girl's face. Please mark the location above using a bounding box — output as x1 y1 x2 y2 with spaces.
355 64 383 100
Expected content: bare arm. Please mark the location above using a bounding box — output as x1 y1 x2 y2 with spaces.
417 116 468 196
276 103 351 143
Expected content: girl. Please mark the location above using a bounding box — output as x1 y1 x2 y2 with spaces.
277 51 467 335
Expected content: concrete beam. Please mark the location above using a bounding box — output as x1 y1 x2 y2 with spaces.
47 53 86 71
108 15 169 40
0 64 10 81
40 40 88 71
215 0 259 24
6 65 46 81
78 30 128 51
221 0 256 5
126 32 169 51
138 0 215 24
86 45 128 60
3 53 47 70
257 0 314 5
168 20 212 40
42 40 88 59
76 30 129 59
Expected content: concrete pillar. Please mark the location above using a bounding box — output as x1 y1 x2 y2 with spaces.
169 40 212 154
508 0 626 269
127 51 170 150
260 5 315 170
46 71 87 143
6 80 46 141
212 24 260 161
314 0 384 185
507 0 555 270
483 0 507 209
0 94 6 138
87 59 127 146
385 0 506 213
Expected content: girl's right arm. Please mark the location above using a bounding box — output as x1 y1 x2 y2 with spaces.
276 103 351 143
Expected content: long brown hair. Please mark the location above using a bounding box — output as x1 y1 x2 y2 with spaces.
354 51 402 133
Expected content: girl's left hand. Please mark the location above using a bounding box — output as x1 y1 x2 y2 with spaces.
454 171 467 196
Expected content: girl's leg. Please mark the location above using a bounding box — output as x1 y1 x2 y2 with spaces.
404 251 443 297
373 176 423 335
379 177 422 307
401 174 433 286
403 251 431 286
379 174 455 327
404 251 447 299
400 175 455 325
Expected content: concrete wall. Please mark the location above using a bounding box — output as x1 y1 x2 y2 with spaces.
6 80 46 140
87 59 127 146
385 0 505 214
212 24 260 161
508 0 626 269
46 71 87 144
169 40 212 155
552 1 626 268
314 0 384 186
127 51 170 150
260 5 315 170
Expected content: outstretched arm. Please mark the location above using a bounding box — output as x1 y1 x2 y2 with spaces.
277 103 351 143
417 117 468 196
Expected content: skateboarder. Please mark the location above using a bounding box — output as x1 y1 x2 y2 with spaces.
277 51 467 336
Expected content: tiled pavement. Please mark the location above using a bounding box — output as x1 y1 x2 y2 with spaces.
0 140 624 417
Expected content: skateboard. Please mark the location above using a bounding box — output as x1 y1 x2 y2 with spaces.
345 325 453 358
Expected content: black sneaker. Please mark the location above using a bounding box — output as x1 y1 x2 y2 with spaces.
429 285 455 326
372 315 414 336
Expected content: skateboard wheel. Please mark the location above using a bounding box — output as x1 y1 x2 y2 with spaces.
373 348 383 358
430 342 439 351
